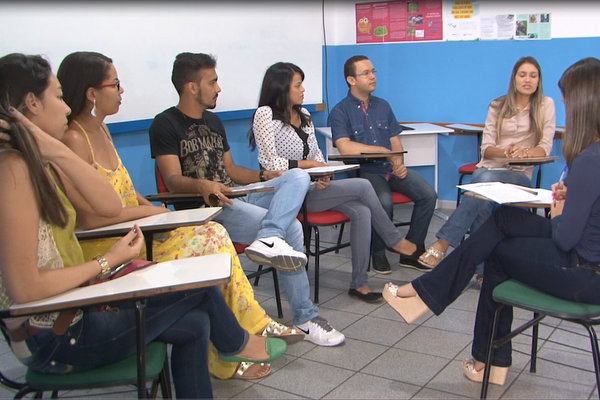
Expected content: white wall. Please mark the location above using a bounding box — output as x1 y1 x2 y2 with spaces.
0 2 324 123
324 0 600 45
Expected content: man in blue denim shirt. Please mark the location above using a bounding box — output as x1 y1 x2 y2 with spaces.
329 55 437 273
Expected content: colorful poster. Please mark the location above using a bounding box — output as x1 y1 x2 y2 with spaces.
445 0 480 41
515 13 551 39
356 0 443 43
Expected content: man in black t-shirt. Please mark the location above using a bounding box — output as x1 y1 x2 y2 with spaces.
148 53 345 347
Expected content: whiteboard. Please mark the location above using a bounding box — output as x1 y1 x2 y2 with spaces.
0 2 324 123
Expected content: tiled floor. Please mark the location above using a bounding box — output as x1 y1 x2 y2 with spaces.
0 204 598 399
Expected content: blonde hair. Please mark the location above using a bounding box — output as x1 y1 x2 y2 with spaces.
493 56 544 145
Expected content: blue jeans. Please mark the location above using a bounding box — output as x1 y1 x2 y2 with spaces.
306 178 404 288
361 170 437 254
214 168 318 325
22 286 247 399
438 168 532 248
412 206 600 367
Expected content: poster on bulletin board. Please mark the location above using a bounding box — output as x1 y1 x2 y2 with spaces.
355 0 443 43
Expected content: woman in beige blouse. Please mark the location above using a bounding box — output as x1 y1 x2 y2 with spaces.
418 56 556 270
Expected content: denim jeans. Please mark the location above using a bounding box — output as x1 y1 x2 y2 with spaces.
213 168 318 325
22 286 246 399
361 169 437 254
306 178 404 288
412 206 600 367
437 168 532 248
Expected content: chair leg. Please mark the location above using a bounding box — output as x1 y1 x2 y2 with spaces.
158 351 173 399
530 312 539 373
253 265 263 286
582 323 600 399
271 268 283 319
335 223 345 254
313 226 320 304
481 304 504 399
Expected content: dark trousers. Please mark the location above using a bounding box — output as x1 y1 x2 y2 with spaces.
412 206 600 366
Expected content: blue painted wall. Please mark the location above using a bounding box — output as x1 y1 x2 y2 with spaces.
112 37 599 201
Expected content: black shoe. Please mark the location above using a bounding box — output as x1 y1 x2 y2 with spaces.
399 254 432 271
348 288 383 303
372 254 391 274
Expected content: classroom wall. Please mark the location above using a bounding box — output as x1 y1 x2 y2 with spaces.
78 3 600 201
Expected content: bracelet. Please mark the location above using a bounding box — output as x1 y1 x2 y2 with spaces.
94 255 111 279
259 170 265 182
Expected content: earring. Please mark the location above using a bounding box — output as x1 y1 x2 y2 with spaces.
91 100 97 117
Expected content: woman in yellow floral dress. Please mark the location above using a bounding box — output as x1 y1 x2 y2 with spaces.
57 51 303 380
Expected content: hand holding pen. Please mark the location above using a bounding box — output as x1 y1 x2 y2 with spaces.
550 165 568 218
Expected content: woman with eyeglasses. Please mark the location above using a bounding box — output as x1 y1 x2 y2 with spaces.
249 61 417 304
0 52 287 399
56 51 302 381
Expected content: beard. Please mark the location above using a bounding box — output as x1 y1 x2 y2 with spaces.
196 91 217 110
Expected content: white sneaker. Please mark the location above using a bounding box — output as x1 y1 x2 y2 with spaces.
295 316 345 347
244 236 307 272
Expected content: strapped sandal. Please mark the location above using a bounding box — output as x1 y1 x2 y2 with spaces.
261 320 305 345
234 361 271 380
418 245 446 269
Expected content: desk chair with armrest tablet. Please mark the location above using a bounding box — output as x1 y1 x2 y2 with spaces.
481 279 600 399
0 317 172 399
151 164 283 318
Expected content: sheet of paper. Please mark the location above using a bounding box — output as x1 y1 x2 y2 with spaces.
305 164 360 175
458 182 552 204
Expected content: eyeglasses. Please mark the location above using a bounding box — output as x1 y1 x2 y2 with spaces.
354 69 376 77
97 79 121 90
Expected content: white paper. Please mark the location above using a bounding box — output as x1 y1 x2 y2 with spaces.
305 164 360 175
458 182 552 204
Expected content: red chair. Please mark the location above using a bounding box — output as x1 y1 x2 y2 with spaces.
151 164 283 318
390 191 412 227
456 161 478 206
298 207 350 304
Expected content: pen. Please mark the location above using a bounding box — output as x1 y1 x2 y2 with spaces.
558 164 568 182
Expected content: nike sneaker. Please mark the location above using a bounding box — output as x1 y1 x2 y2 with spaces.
295 316 345 347
244 236 307 272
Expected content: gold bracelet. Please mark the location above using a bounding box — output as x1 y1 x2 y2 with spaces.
94 255 111 279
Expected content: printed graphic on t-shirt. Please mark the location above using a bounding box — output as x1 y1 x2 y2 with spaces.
179 122 233 186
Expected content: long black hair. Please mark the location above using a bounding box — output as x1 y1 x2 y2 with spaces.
249 62 310 150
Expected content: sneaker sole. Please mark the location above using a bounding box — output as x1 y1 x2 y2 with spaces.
244 249 306 272
301 334 345 347
372 268 392 275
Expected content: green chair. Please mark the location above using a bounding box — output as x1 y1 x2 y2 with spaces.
481 279 600 399
0 340 172 399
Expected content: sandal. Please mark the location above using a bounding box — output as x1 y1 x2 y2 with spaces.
418 245 446 269
261 320 305 345
234 361 271 380
382 282 430 324
461 358 508 386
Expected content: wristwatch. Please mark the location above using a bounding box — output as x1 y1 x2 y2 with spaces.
94 255 111 279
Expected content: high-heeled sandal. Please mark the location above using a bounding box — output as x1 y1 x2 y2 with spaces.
234 361 271 380
382 282 430 324
461 358 508 386
261 320 305 345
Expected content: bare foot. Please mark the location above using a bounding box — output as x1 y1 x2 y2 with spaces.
391 238 417 256
418 240 449 268
394 282 418 298
355 285 373 295
235 334 269 361
235 362 271 379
